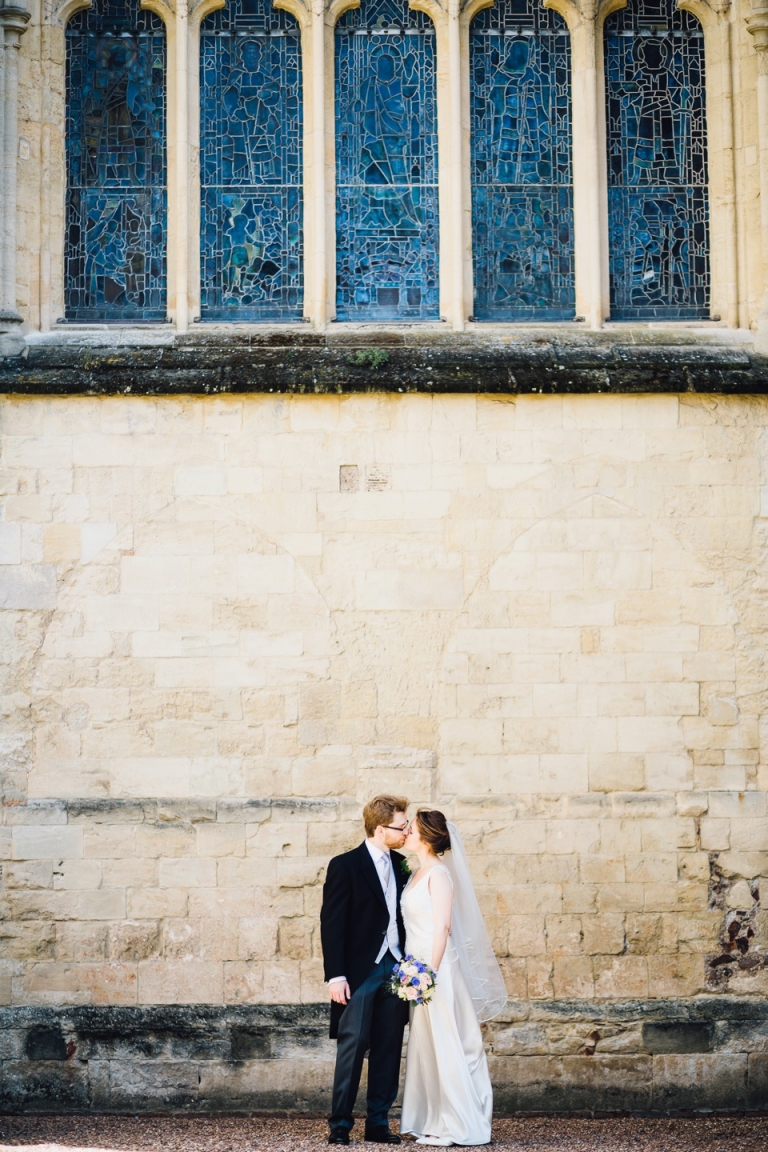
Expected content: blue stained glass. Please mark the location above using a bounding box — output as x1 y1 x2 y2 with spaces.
335 0 439 322
605 0 709 319
65 0 167 321
200 0 303 320
470 0 574 321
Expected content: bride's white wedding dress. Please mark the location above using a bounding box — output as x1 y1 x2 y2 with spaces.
400 864 493 1147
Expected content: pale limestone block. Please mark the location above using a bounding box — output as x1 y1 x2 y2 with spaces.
355 569 463 611
174 466 227 497
625 854 677 884
483 821 546 855
22 963 80 1001
440 719 503 755
247 822 308 858
709 791 766 818
646 955 704 998
597 884 645 913
80 962 138 1005
716 851 768 879
52 859 102 890
540 755 589 794
0 564 57 609
0 523 22 564
223 960 264 1003
121 556 189 594
261 960 301 1003
620 396 679 430
580 856 625 884
57 923 108 962
137 960 223 1004
589 754 645 793
545 916 583 955
108 758 191 797
546 820 600 856
12 826 83 860
563 396 623 430
693 763 748 791
593 956 649 998
562 884 597 914
581 914 625 955
102 859 157 889
85 595 159 633
553 955 594 998
127 889 188 916
196 824 245 858
158 857 216 889
730 818 768 852
77 890 127 920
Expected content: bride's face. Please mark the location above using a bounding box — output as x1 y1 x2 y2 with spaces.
404 819 423 851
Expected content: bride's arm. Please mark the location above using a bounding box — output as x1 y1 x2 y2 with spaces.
428 869 453 972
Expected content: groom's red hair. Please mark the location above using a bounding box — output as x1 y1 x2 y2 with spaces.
363 794 409 837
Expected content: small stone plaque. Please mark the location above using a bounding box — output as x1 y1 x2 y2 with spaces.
339 464 359 492
365 465 391 492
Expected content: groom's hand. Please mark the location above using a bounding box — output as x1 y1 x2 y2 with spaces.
329 980 351 1005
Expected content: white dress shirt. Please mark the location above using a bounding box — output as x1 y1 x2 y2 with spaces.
328 839 403 985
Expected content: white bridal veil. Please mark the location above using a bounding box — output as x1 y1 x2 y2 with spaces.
444 821 508 1022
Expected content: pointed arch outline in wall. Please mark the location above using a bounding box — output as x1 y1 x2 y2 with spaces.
63 0 169 320
334 0 441 321
602 0 711 320
197 0 305 320
467 0 576 321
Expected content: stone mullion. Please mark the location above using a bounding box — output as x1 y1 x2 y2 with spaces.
0 2 31 354
747 2 768 350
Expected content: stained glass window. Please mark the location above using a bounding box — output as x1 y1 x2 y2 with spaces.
200 0 302 321
605 0 709 319
335 0 439 322
65 0 167 321
470 0 574 321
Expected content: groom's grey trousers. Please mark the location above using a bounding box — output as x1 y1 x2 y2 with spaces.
329 951 407 1133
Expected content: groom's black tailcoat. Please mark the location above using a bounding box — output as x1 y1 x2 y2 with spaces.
320 841 408 1039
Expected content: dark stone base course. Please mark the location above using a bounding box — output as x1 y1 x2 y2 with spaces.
0 334 766 395
1 1000 767 1115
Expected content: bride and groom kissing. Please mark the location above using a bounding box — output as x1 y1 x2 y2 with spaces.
320 795 507 1148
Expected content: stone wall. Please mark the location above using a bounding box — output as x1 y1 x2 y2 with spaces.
1 390 768 1111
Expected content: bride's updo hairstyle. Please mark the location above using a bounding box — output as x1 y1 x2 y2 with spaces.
415 809 451 856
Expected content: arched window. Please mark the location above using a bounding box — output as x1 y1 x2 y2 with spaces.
604 0 709 319
335 0 439 322
470 0 574 321
200 0 302 320
65 0 167 321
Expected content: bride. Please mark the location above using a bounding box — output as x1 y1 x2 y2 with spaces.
399 810 507 1147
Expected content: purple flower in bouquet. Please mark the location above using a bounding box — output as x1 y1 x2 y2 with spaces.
390 955 437 1006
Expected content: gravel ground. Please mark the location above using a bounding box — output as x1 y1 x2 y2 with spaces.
0 1115 767 1152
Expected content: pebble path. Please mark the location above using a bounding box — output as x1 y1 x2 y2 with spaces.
0 1115 767 1152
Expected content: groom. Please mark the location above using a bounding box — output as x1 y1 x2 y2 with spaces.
321 794 411 1146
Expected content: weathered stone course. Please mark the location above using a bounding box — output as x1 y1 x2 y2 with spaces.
0 330 765 396
1 1000 766 1113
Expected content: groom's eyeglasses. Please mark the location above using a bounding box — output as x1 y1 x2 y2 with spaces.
384 822 410 833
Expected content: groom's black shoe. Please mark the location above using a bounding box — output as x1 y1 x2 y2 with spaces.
328 1131 350 1145
364 1128 401 1144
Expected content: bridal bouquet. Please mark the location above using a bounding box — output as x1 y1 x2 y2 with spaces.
391 955 437 1005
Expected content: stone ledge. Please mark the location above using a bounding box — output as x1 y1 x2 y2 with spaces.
1 327 765 394
1 1000 767 1114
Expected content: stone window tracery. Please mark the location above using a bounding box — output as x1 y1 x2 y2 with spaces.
334 0 439 322
470 0 575 320
65 0 167 321
199 0 303 320
604 0 709 319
